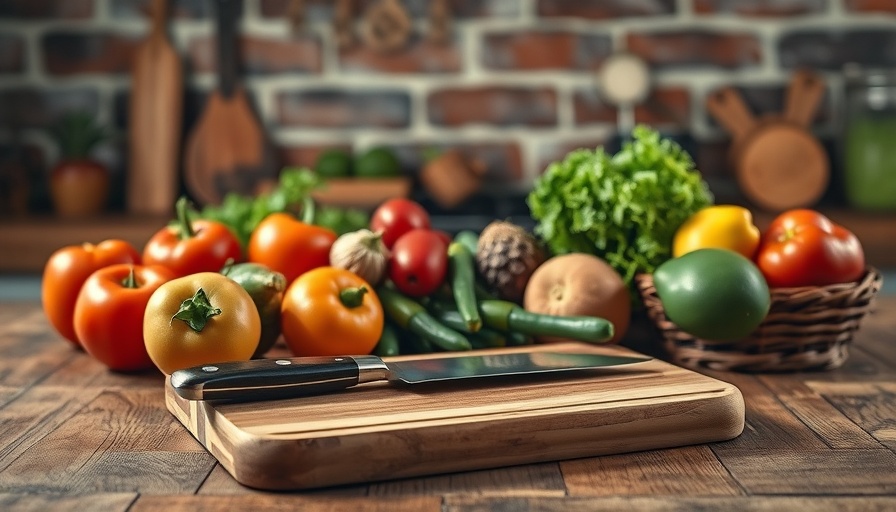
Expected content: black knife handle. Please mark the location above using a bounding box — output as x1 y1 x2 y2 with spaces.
170 356 363 401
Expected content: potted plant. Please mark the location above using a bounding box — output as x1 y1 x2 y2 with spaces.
49 111 110 217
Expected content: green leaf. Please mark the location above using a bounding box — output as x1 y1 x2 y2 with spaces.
527 125 713 302
171 288 222 332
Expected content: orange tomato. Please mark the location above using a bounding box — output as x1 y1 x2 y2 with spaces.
143 272 261 375
248 213 336 285
281 267 384 357
73 264 175 372
42 239 141 347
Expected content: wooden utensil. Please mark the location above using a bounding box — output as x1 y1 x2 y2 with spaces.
706 70 829 212
183 0 277 206
362 0 411 53
127 0 182 215
165 342 745 490
333 0 355 49
427 0 451 45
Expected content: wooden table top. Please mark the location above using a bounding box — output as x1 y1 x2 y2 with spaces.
1 298 895 511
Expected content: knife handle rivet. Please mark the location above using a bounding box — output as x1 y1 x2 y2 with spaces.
275 360 292 365
201 366 219 372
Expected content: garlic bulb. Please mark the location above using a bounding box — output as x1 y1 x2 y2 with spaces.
329 229 389 285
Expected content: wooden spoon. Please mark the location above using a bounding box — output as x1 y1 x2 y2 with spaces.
183 0 277 206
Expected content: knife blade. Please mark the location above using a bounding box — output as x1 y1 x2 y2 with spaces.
170 352 651 402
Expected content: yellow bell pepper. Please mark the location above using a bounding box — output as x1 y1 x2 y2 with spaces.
672 205 760 259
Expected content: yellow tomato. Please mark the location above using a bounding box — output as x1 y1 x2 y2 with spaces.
673 205 760 259
143 272 261 375
281 267 384 357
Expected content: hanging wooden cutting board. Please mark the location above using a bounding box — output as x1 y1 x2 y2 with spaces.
706 70 829 211
165 342 745 491
183 0 277 206
127 0 182 215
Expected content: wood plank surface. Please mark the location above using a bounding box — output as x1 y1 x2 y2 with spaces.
561 445 744 496
0 298 894 509
131 495 443 512
0 492 137 512
443 496 896 512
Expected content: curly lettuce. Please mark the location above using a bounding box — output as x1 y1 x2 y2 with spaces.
527 125 713 290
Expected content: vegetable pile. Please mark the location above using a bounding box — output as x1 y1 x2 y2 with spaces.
527 126 713 287
39 127 870 378
42 195 621 377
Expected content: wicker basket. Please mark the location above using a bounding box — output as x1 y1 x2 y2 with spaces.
634 267 883 373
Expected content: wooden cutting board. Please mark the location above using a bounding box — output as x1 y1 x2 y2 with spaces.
127 0 182 215
165 342 744 491
705 69 829 211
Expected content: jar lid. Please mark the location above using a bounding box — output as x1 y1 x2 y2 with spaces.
598 52 651 106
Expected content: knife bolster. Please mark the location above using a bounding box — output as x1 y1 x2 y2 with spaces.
352 356 390 384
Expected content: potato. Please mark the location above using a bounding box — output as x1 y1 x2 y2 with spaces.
523 253 630 344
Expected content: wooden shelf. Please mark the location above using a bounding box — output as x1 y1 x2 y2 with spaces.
311 177 412 208
1 208 894 274
0 214 167 273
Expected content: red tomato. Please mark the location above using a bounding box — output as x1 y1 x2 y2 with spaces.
432 229 452 249
42 239 141 347
143 197 242 277
248 213 337 285
389 229 448 297
370 198 431 248
73 264 175 371
756 209 865 288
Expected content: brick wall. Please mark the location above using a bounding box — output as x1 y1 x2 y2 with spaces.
1 0 895 216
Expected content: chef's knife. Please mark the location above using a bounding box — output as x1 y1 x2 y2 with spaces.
170 352 651 402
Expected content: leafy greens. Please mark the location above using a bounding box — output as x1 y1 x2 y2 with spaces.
527 125 713 290
195 167 369 250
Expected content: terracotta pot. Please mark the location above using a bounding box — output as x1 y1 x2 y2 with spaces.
50 158 109 217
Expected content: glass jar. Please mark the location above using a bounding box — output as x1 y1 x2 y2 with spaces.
843 64 896 211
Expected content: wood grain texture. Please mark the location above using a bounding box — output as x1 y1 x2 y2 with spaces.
0 493 137 512
165 342 744 490
443 496 896 512
758 375 883 449
1 300 895 507
719 448 896 494
368 462 566 497
0 388 215 494
703 371 830 452
197 465 368 496
806 381 896 451
131 495 442 512
562 445 744 496
0 386 101 472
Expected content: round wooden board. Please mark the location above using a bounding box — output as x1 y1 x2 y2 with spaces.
736 123 829 211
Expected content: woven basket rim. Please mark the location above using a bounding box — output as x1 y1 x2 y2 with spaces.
634 266 883 372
